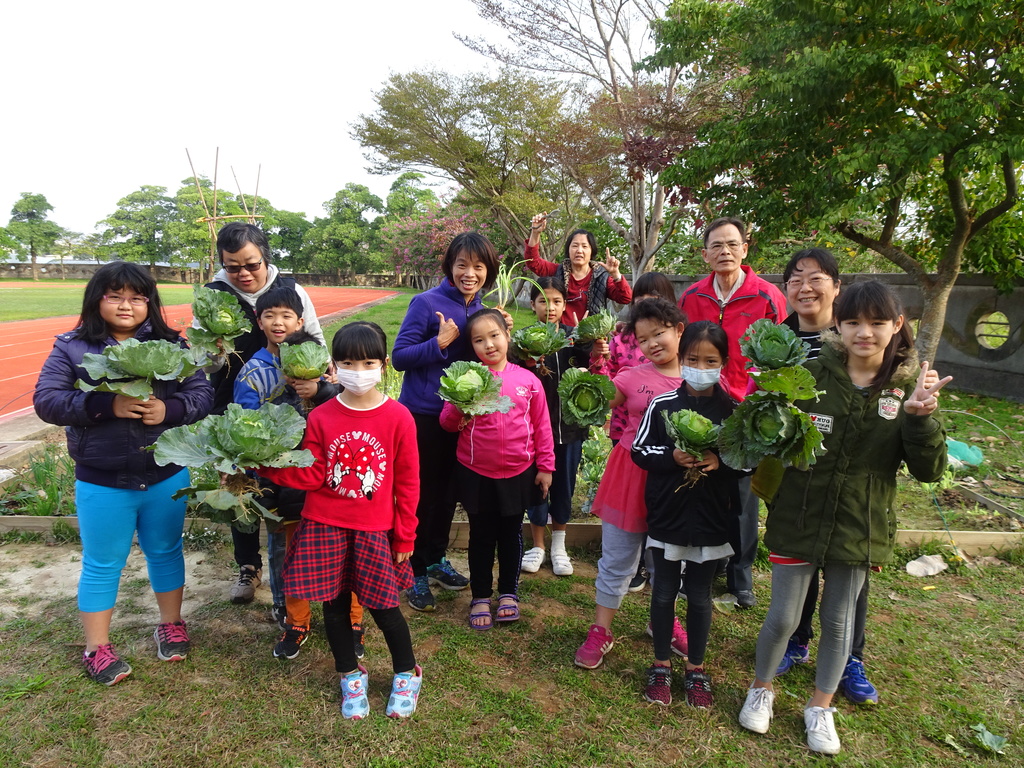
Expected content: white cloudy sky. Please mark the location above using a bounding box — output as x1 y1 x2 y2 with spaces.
0 0 501 234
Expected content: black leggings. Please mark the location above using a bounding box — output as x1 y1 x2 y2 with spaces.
409 413 460 577
322 593 415 674
468 510 523 599
650 548 717 666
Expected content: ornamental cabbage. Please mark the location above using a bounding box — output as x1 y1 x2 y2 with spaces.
279 341 331 381
437 360 513 416
151 402 314 532
573 310 617 342
187 285 252 357
77 338 208 400
739 319 809 370
557 368 616 427
512 322 570 375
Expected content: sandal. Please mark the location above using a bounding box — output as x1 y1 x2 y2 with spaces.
496 594 520 623
468 598 493 631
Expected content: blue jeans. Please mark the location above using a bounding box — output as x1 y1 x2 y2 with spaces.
526 440 583 526
76 469 189 612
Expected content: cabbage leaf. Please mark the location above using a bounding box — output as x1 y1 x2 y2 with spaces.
573 310 617 342
557 368 615 427
663 409 720 458
739 318 809 370
512 322 570 375
437 360 513 416
718 391 824 471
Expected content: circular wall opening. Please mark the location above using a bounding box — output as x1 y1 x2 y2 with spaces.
975 311 1010 350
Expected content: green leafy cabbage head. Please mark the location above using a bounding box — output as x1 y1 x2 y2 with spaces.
739 319 810 370
77 339 207 400
557 368 616 427
189 286 252 356
662 409 720 457
718 391 824 471
573 310 617 342
279 341 330 380
512 322 569 359
437 360 513 416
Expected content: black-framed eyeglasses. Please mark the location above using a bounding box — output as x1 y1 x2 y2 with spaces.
223 258 264 274
102 294 149 306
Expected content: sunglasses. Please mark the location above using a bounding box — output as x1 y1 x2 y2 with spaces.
223 258 264 274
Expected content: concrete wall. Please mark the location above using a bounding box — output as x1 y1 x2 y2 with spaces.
668 272 1024 402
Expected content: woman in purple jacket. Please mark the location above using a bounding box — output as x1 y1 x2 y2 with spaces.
392 232 502 612
34 262 213 686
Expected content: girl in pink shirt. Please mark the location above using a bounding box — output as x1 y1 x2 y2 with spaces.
440 309 555 631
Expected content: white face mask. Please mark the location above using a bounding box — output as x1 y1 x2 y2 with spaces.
336 367 382 395
682 365 721 391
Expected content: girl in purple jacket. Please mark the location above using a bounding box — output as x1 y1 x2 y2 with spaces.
391 232 504 612
33 263 213 686
440 309 555 631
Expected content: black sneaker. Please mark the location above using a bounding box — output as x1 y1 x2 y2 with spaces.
84 643 132 686
426 558 470 591
733 590 756 609
273 625 309 660
628 564 649 593
353 623 365 659
406 575 436 612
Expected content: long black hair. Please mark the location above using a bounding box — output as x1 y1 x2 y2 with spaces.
332 321 387 362
834 280 914 391
74 262 178 343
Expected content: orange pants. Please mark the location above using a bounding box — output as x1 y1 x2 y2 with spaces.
282 522 363 629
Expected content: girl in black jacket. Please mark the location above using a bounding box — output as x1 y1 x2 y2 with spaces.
632 321 741 709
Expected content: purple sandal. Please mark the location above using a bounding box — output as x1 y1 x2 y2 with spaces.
496 594 520 623
469 598 493 631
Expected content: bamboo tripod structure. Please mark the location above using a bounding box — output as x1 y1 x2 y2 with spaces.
186 147 265 282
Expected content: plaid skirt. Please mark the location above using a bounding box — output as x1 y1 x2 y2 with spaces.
283 519 413 609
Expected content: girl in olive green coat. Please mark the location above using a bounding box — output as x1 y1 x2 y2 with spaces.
738 281 951 755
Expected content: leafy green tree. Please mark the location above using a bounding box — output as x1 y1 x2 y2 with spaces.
300 185 385 275
7 193 65 281
353 69 581 246
98 185 175 269
385 172 438 219
650 0 1024 361
168 178 245 279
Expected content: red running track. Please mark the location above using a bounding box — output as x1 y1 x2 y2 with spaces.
0 286 397 418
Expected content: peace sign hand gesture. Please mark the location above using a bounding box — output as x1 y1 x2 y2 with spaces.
903 361 952 416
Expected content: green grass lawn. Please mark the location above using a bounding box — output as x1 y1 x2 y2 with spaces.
0 280 198 322
0 537 1019 767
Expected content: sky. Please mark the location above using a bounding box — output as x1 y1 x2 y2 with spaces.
0 0 501 235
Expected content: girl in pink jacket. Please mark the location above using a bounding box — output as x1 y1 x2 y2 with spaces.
440 309 555 631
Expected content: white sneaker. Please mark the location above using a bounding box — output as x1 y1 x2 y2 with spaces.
804 705 841 754
520 547 545 574
551 550 573 576
738 686 775 733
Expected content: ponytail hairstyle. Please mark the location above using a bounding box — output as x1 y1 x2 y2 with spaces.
75 261 178 343
625 297 687 337
834 280 914 391
679 320 729 364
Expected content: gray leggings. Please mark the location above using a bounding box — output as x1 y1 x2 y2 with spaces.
755 563 867 694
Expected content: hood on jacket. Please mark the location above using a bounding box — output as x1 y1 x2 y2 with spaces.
819 328 919 387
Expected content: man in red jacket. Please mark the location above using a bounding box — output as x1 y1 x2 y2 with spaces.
679 217 787 608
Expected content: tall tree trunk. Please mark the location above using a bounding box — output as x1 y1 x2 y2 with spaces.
30 249 39 282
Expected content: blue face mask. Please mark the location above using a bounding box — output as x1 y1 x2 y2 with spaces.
682 366 721 391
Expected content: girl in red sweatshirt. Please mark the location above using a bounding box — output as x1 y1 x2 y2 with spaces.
440 309 555 631
259 321 421 721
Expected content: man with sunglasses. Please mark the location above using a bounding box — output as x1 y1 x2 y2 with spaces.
678 217 786 610
204 222 325 605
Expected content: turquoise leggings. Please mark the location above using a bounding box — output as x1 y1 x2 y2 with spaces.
75 469 189 612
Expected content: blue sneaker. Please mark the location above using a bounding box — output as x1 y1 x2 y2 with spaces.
386 664 423 718
775 638 811 676
405 575 436 612
426 558 469 590
839 656 879 705
340 665 370 719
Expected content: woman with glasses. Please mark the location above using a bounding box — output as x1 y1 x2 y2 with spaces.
204 222 325 606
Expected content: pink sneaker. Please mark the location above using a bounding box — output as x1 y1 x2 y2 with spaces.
575 624 615 669
645 617 689 658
